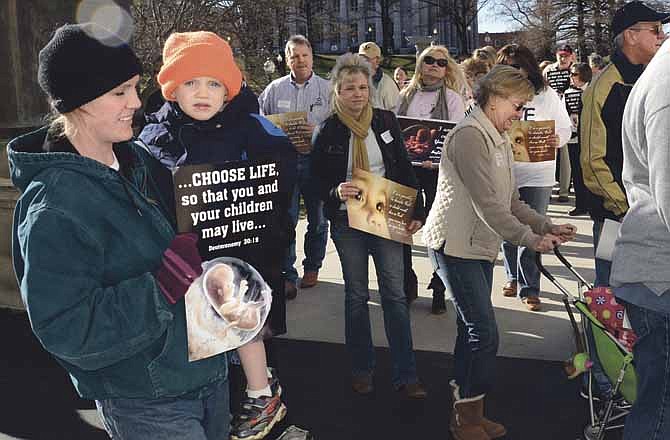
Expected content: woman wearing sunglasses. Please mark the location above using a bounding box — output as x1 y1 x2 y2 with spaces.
396 45 467 314
423 65 576 439
495 44 572 311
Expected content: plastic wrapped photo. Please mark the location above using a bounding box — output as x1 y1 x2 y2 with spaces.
185 256 272 361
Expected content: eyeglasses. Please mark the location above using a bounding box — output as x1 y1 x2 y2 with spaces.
570 72 579 77
507 99 525 112
424 55 449 67
629 24 664 36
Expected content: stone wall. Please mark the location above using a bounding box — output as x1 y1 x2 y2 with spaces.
0 0 132 309
0 0 75 128
0 0 133 128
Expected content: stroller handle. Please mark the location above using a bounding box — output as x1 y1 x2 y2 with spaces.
535 247 593 298
536 247 590 354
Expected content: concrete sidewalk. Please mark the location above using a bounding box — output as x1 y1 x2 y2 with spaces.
0 193 600 440
284 195 596 362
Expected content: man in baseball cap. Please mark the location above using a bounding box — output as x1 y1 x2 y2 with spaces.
611 1 669 37
357 42 399 111
581 0 668 290
543 43 576 98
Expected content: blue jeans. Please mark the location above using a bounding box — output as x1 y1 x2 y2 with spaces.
95 379 230 439
429 249 498 397
284 154 328 283
330 217 418 386
592 219 612 288
501 186 552 298
619 298 670 440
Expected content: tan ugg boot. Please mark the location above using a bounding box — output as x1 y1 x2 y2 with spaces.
450 395 490 440
450 380 506 439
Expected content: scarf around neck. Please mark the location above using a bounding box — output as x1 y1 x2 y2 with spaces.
335 102 374 171
396 80 451 120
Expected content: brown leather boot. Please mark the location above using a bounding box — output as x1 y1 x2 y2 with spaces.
450 380 506 439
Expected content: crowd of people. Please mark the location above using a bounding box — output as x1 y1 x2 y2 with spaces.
5 1 670 439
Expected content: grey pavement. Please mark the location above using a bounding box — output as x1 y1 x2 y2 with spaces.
0 192 598 439
284 193 596 362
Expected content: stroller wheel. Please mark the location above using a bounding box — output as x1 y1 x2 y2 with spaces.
583 424 603 440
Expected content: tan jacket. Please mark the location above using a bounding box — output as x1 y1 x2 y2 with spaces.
371 72 400 111
422 107 552 261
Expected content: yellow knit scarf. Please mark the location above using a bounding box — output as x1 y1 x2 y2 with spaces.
335 103 373 171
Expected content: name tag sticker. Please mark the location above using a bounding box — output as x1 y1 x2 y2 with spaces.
277 100 291 109
381 130 393 144
495 152 504 167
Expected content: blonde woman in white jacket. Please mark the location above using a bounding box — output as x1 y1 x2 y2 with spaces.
423 65 576 440
496 44 573 311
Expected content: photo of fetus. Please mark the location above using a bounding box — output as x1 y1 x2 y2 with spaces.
185 257 271 361
204 263 262 331
402 124 440 161
347 169 392 239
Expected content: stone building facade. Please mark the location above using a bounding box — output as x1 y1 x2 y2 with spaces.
285 0 478 56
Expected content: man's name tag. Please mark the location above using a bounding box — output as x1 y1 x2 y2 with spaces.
381 130 393 144
277 100 291 109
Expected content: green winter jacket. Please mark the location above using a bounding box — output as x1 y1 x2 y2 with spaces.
8 127 227 399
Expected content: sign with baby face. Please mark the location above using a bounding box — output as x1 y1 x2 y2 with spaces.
265 112 312 154
346 168 418 245
508 120 556 163
172 157 282 360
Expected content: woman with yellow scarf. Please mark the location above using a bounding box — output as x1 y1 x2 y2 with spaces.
312 53 426 399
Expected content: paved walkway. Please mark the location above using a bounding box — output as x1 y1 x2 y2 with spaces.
284 194 596 362
0 192 601 439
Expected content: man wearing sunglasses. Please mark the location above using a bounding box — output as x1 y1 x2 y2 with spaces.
358 42 399 111
611 24 670 440
581 1 669 289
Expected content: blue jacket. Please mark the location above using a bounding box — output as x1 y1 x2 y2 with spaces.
138 97 296 200
8 128 228 399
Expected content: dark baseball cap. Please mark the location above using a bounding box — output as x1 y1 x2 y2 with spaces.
557 44 573 55
611 1 670 37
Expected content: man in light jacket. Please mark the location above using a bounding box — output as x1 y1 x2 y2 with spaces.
259 35 331 299
358 42 399 111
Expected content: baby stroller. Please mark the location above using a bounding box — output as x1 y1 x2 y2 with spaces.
535 248 637 440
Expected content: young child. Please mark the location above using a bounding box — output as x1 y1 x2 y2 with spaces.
139 31 297 440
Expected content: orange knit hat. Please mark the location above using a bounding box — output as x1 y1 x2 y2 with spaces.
158 31 242 102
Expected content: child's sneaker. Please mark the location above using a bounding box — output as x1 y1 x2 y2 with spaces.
230 387 287 440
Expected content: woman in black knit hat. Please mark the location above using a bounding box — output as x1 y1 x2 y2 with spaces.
7 22 231 439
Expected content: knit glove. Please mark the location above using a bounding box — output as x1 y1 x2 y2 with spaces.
155 233 203 304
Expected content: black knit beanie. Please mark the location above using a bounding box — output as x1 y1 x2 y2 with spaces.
38 22 142 113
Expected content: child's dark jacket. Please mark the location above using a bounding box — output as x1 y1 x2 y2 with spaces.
138 89 297 335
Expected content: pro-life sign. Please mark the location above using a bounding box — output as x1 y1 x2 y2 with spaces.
173 157 282 260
